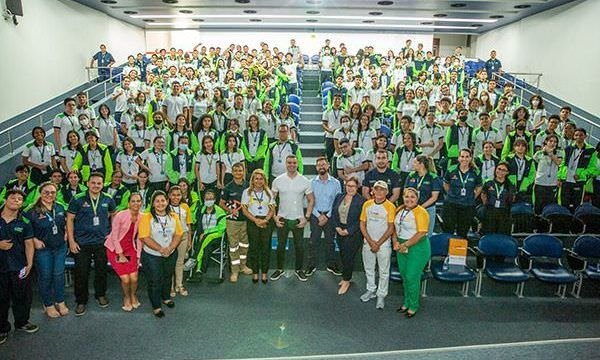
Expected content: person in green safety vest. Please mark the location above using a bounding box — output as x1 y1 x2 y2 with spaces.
190 189 227 278
501 118 534 160
165 135 196 187
444 108 474 170
103 170 131 212
72 131 113 183
0 165 38 209
506 139 536 204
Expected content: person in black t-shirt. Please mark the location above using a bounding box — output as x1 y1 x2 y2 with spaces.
219 163 250 282
362 149 401 203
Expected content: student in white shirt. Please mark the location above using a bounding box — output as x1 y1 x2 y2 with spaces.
22 127 57 184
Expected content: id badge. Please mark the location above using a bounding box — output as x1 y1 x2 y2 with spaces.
93 216 100 226
52 225 59 235
460 188 467 196
494 200 501 208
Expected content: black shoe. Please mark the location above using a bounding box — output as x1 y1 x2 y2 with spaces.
397 306 408 313
0 332 7 345
295 270 308 282
153 309 165 318
405 311 417 318
252 277 259 284
262 278 268 284
75 304 87 317
327 266 342 276
97 296 109 308
305 267 316 277
17 323 39 334
163 300 175 308
270 269 284 281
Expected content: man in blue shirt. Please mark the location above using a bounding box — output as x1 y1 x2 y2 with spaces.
362 150 401 203
91 44 116 83
306 157 342 277
0 190 37 345
67 172 116 316
485 50 502 80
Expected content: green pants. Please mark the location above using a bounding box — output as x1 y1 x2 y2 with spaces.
396 237 431 312
196 232 224 272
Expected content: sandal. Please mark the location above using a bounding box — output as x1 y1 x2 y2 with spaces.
122 304 133 312
405 311 417 318
45 306 61 318
177 287 189 296
396 306 408 313
55 302 69 316
132 301 141 309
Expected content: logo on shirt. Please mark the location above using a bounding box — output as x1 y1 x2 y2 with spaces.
13 226 23 233
82 201 90 207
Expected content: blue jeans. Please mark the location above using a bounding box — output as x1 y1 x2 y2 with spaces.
426 206 436 238
35 243 67 306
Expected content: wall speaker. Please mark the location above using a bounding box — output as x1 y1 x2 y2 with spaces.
6 0 23 16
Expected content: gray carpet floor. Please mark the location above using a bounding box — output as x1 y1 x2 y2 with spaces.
1 270 599 360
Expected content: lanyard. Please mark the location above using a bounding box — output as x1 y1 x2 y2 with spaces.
458 170 470 188
516 157 525 178
402 150 415 171
126 152 136 168
90 195 101 217
157 215 169 236
277 142 288 159
255 190 264 204
251 131 260 145
36 144 46 163
90 149 101 168
46 206 56 223
226 152 233 166
136 127 145 140
398 209 410 223
482 130 490 142
333 110 341 122
416 175 426 190
494 182 504 198
205 153 215 170
203 212 214 229
458 126 469 139
154 151 164 169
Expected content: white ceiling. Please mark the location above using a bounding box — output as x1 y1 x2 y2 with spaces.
74 0 578 34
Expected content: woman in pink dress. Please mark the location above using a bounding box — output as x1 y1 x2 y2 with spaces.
105 193 143 311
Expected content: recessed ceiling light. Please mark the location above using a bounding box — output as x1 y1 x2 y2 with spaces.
162 0 178 3
377 1 393 5
142 19 155 22
363 20 375 23
235 0 250 3
490 15 504 19
243 10 257 14
514 4 531 9
306 10 320 15
192 18 204 22
369 11 383 16
433 13 447 18
471 23 483 27
450 3 466 7
306 0 321 4
124 10 137 15
179 10 193 14
249 18 262 22
101 0 117 4
421 21 433 25
306 19 318 23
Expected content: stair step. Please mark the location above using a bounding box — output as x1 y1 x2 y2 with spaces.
298 120 322 132
302 103 323 111
299 143 326 157
302 97 322 105
299 113 322 121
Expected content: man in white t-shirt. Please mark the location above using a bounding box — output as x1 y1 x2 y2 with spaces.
270 155 314 282
162 81 189 127
53 97 80 151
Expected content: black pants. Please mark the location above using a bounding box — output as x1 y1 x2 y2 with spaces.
0 271 32 333
74 244 108 305
561 181 585 213
534 184 557 215
30 167 51 185
442 202 474 239
247 218 273 274
246 159 265 180
325 138 335 164
307 215 338 269
141 250 177 310
276 219 304 270
482 207 511 235
337 229 363 281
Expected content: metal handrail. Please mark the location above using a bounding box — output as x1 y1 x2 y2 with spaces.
0 70 122 136
493 72 599 141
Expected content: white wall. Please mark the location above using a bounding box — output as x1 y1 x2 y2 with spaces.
146 30 433 57
473 0 600 116
0 0 145 122
435 34 471 57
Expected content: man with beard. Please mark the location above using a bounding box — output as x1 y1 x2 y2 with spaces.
305 157 342 277
362 150 401 203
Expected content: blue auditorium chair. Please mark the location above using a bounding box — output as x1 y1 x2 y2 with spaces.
288 94 301 106
566 235 600 297
574 203 600 233
288 103 300 116
302 54 309 64
473 234 529 298
310 54 320 65
511 202 537 233
521 234 577 298
428 233 476 297
390 259 431 297
379 124 391 138
541 203 584 234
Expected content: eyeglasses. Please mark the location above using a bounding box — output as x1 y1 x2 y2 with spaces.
42 190 57 195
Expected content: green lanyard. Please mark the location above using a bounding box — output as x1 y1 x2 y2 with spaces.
416 174 426 189
90 195 100 216
494 182 504 198
458 171 470 189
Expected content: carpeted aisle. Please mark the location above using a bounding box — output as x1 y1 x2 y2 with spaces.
1 271 599 360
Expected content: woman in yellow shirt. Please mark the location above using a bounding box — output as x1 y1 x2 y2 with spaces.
168 186 193 297
393 187 431 318
138 191 184 318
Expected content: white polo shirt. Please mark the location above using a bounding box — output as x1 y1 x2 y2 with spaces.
22 141 55 169
322 108 345 139
140 148 168 183
241 188 275 217
163 94 188 122
53 113 80 148
272 172 312 220
195 152 220 184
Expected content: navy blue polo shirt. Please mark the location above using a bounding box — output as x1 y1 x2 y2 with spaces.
404 172 442 207
482 179 514 210
93 51 115 67
68 192 116 245
0 214 34 273
363 168 401 199
26 203 67 249
444 167 482 206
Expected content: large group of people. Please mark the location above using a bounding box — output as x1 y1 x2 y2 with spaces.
1 38 599 345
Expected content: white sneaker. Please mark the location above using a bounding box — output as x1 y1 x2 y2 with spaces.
360 291 376 302
376 296 385 309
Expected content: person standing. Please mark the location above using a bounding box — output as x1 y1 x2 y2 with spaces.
167 187 192 297
138 136 170 197
558 128 598 213
359 181 396 309
264 124 304 184
91 44 115 82
322 94 345 162
67 172 116 316
72 131 113 183
241 169 275 284
270 155 314 282
404 155 442 237
53 98 80 152
480 162 515 235
533 135 563 214
331 177 364 295
393 187 431 318
138 191 183 318
306 157 342 277
104 193 142 312
362 150 401 203
484 50 502 80
220 163 251 282
26 182 69 318
0 190 38 345
22 127 57 185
